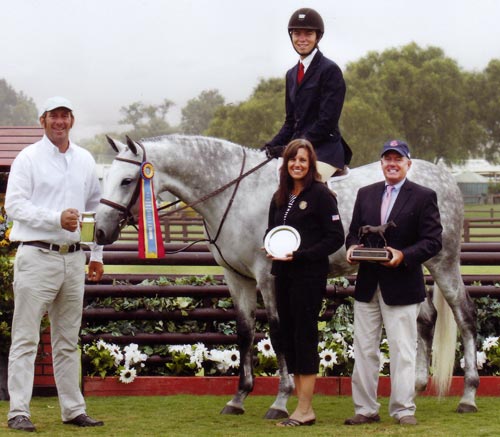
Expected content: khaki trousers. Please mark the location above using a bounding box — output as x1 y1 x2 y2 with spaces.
8 244 87 422
351 288 420 420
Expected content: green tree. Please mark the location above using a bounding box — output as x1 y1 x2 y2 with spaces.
119 98 177 139
475 59 500 162
341 43 482 166
82 99 179 162
0 79 38 125
206 78 285 148
180 89 225 135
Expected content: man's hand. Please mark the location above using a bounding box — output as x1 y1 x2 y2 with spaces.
346 244 361 265
61 208 80 232
88 261 104 282
381 246 404 268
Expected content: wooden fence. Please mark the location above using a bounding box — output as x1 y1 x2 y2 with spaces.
82 241 500 343
463 218 500 242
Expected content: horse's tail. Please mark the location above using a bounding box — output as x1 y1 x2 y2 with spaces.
431 283 457 396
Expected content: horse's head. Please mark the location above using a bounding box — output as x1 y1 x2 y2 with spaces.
95 136 145 245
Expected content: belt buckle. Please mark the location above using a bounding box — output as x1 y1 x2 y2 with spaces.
58 243 69 255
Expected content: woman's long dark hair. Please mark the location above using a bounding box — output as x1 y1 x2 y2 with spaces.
274 139 322 207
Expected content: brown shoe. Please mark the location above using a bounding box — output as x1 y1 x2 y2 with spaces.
399 415 417 425
344 413 380 425
8 415 36 432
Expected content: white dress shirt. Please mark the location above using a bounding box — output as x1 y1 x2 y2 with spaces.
300 47 318 74
5 135 103 262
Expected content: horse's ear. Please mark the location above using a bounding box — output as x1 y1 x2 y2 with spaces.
125 135 139 156
106 135 119 153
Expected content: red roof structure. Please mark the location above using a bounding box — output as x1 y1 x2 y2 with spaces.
0 126 43 172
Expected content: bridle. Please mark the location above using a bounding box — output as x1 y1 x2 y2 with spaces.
99 141 147 231
99 140 272 276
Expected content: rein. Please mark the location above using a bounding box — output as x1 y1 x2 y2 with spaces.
158 153 272 218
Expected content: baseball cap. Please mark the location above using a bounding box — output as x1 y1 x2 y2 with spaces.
380 140 411 159
39 96 74 118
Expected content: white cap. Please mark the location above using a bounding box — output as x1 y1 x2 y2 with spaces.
39 96 74 118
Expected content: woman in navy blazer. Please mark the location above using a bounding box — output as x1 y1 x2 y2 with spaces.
265 139 344 427
263 8 352 180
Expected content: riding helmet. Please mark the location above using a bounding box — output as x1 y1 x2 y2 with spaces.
288 8 324 39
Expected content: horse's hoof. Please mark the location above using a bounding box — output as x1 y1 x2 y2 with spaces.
456 403 478 413
220 405 245 415
264 408 289 420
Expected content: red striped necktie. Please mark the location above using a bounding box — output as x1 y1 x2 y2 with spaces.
297 62 304 84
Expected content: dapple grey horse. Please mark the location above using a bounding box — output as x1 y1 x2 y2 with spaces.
95 135 478 417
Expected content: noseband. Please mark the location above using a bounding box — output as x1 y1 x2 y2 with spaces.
99 145 147 231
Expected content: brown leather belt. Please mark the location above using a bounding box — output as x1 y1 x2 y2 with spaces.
22 241 81 254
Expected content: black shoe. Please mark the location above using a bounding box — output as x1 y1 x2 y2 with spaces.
344 413 381 425
8 415 36 432
63 414 104 427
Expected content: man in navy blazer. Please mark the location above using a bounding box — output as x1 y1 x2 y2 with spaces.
344 140 442 426
263 8 352 181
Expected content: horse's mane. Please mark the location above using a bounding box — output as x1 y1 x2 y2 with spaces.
141 134 262 155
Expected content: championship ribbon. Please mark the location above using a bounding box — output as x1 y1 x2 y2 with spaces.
138 162 165 259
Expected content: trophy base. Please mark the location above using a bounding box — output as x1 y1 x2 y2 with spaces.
351 248 392 262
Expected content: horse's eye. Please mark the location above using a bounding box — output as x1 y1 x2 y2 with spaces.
120 178 134 187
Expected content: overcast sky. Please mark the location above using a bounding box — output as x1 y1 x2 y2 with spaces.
2 0 500 141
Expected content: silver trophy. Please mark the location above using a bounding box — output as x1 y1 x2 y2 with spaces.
351 221 396 262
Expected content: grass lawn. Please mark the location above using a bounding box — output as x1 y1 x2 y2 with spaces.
1 395 499 436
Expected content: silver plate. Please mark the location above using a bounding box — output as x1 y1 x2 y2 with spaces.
264 225 301 258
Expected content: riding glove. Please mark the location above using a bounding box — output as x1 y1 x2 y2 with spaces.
261 144 285 159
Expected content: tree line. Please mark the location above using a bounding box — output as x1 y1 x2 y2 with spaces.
2 43 499 166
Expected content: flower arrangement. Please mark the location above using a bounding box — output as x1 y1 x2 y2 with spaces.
80 276 500 378
165 342 241 376
476 336 500 374
254 336 278 376
318 333 353 376
0 208 16 355
83 340 148 383
0 207 18 256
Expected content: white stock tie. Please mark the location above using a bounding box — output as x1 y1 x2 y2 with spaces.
380 185 394 224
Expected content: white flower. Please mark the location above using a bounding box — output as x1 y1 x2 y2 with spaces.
482 336 499 352
124 343 147 367
379 354 390 372
319 349 338 369
225 348 240 369
189 343 207 370
257 337 275 358
460 351 487 370
331 333 346 345
107 344 124 366
347 345 354 359
119 367 137 384
169 344 193 355
207 348 240 372
207 349 231 373
96 339 107 350
477 351 487 369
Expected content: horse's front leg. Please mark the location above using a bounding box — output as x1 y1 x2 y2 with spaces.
220 309 255 415
220 271 257 415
